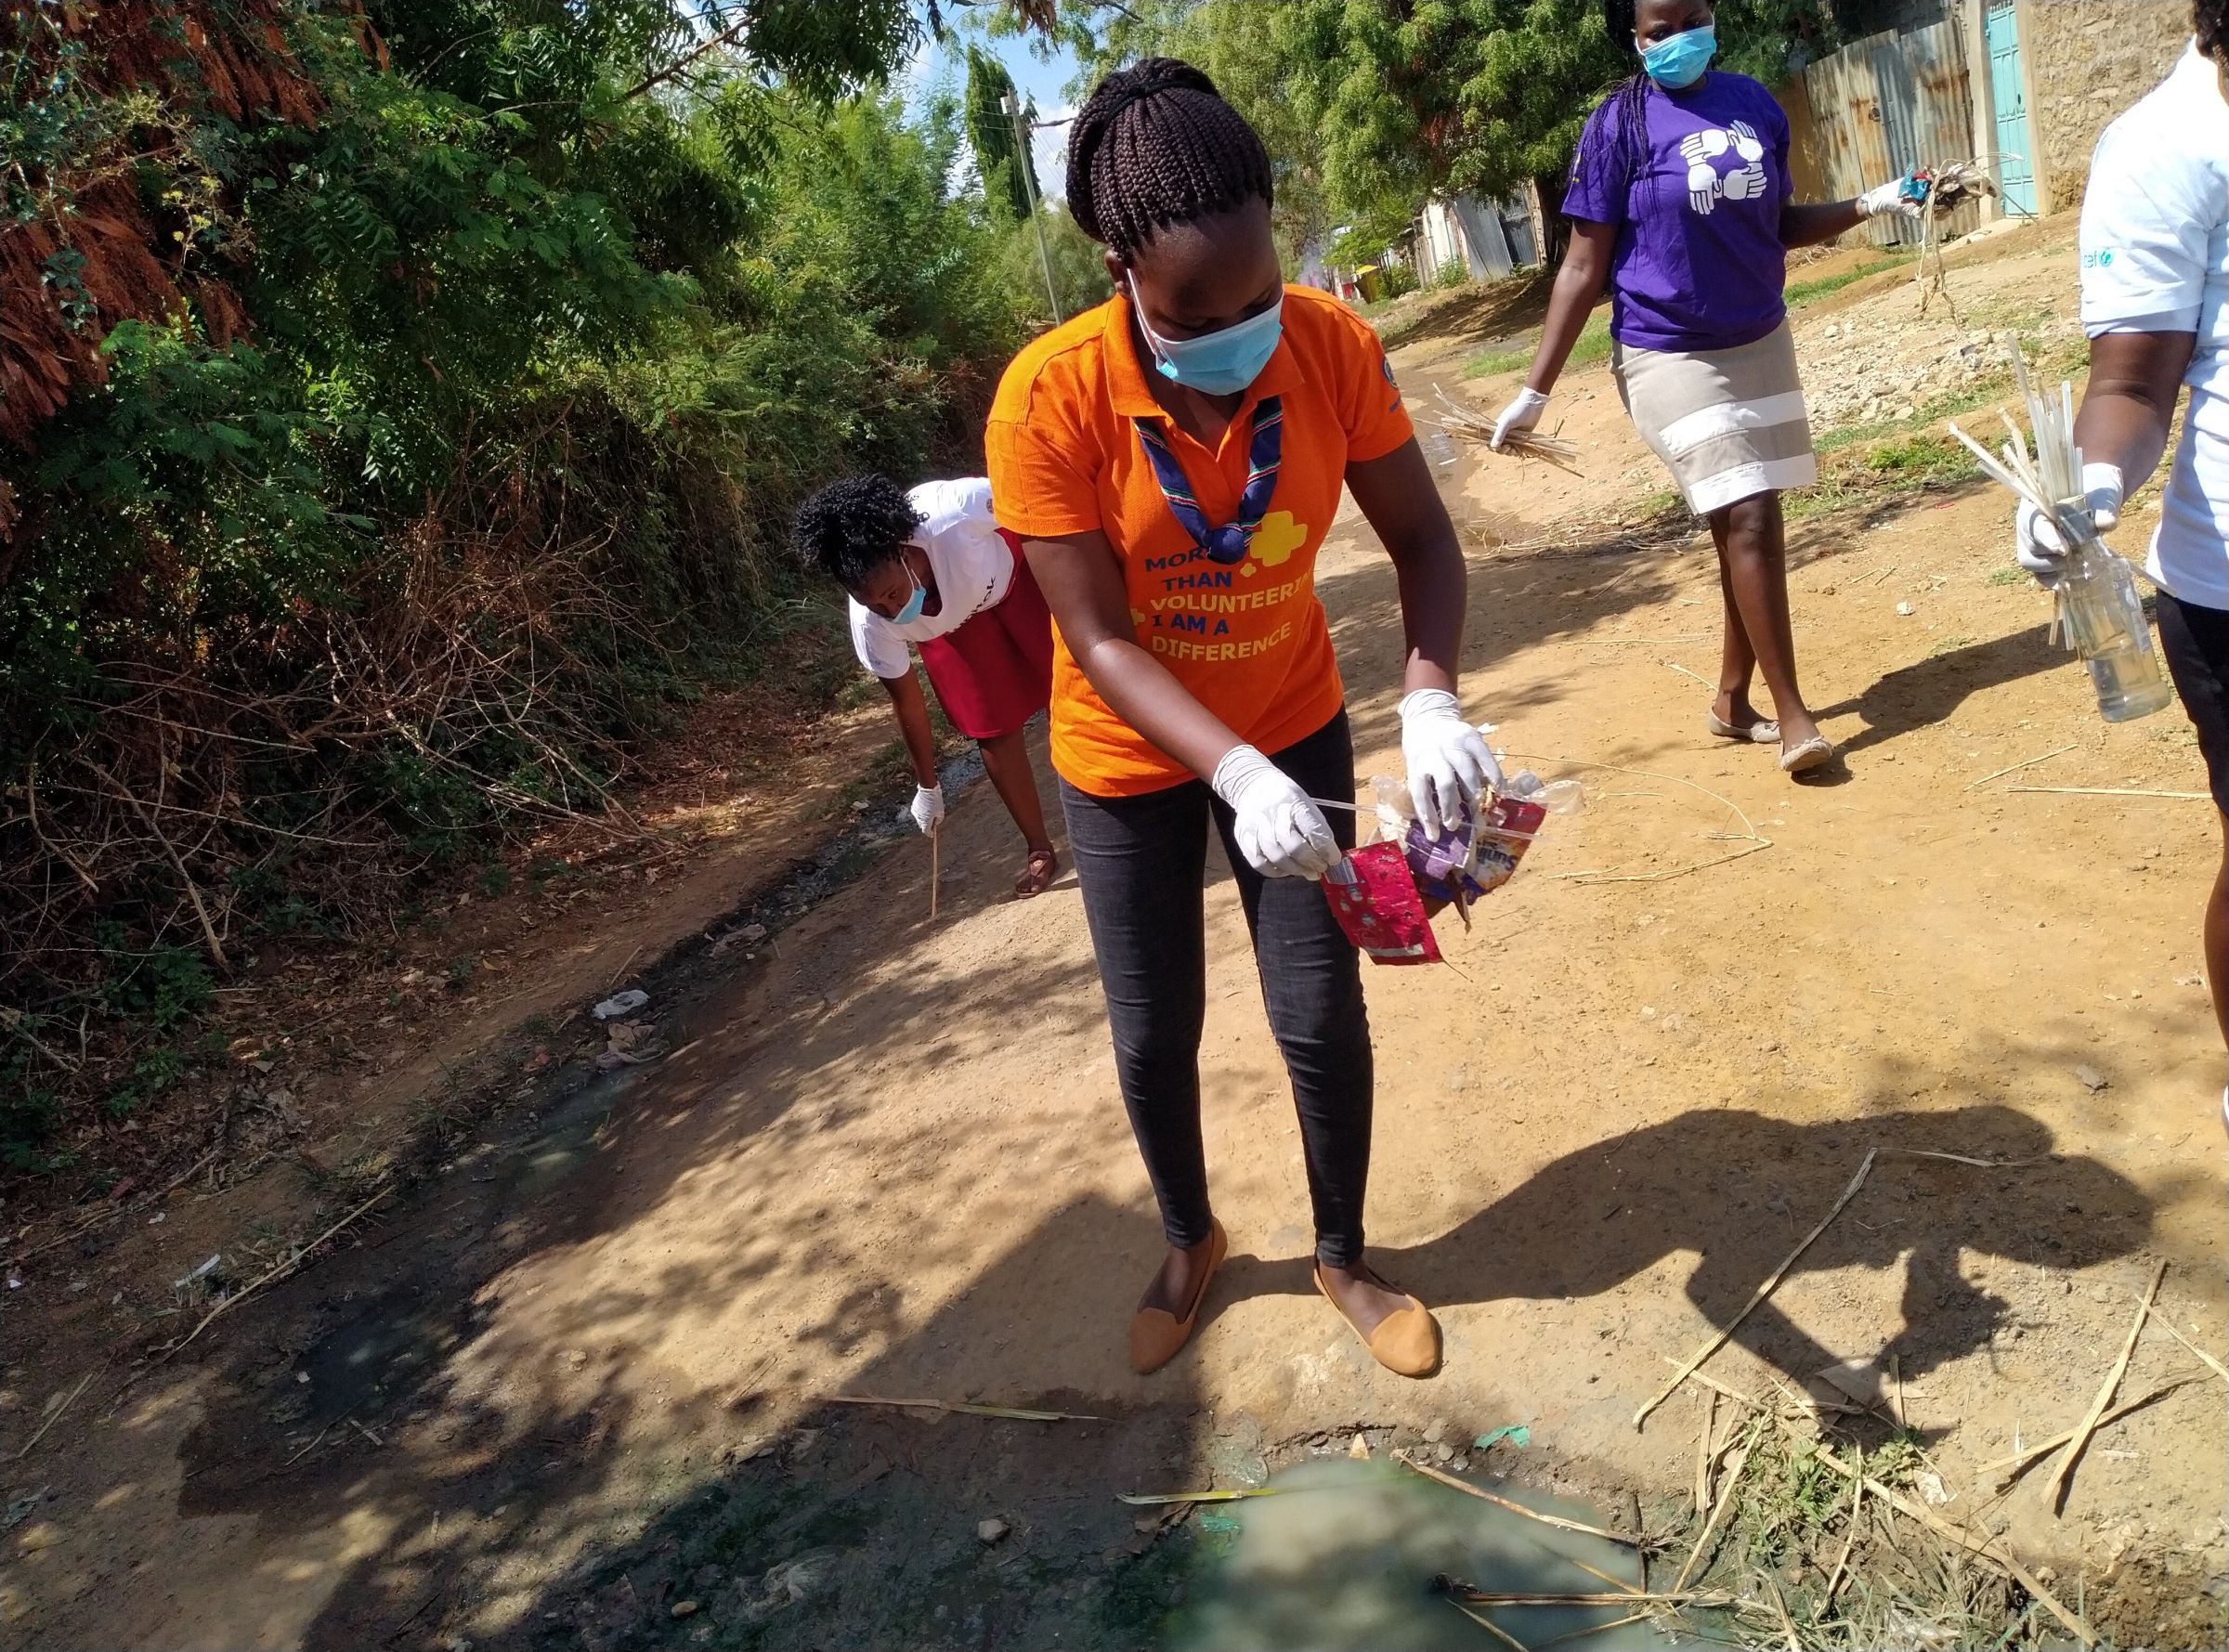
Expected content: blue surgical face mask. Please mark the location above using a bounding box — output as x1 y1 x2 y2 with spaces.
1639 21 1716 89
1129 276 1284 396
892 561 928 625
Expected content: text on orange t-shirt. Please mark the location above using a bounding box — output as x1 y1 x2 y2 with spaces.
984 283 1414 798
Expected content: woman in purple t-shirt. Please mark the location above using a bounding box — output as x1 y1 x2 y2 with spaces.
1494 0 1915 774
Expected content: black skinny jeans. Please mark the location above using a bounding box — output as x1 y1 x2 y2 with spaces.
1059 710 1374 1268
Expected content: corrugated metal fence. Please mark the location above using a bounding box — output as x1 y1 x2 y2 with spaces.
1797 21 1985 248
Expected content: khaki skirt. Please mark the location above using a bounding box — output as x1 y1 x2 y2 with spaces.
1611 320 1818 515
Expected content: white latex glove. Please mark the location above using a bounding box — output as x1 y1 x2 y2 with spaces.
1210 745 1340 880
1858 175 1923 219
908 783 945 836
2014 462 2123 587
1400 687 1504 841
1491 387 1549 449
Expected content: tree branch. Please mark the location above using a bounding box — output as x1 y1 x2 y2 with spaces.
620 18 750 103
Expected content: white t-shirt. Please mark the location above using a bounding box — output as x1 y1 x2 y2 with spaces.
847 477 1015 679
2079 41 2229 607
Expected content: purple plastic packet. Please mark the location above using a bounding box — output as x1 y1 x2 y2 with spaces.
1401 794 1547 914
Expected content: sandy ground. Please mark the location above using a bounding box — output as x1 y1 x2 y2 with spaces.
5 224 2225 1650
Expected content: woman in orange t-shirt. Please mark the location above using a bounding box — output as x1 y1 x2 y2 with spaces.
986 59 1499 1379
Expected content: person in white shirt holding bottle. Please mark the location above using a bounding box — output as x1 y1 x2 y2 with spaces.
794 474 1060 898
2012 7 2229 1124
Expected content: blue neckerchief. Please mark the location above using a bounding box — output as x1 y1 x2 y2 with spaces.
1133 396 1284 565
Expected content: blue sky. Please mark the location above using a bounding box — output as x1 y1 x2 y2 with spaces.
902 23 1085 202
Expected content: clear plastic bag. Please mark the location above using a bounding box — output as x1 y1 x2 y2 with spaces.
1368 770 1582 922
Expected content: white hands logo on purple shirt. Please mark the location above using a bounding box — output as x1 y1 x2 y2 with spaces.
1677 120 1766 216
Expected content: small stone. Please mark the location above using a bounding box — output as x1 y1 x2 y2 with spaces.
1451 1456 1469 1473
977 1517 1010 1545
1432 1441 1455 1464
1422 1417 1449 1445
1896 601 1915 617
563 1348 588 1370
671 1600 699 1620
1348 1433 1370 1461
2074 1064 2109 1092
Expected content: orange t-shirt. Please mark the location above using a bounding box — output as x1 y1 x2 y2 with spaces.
984 283 1415 798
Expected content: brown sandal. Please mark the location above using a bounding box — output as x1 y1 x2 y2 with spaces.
1129 1220 1227 1373
1013 846 1058 899
1313 1263 1441 1378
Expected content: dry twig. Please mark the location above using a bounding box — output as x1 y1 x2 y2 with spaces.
1964 744 2076 790
827 1395 1102 1423
2047 1259 2166 1512
157 1183 391 1363
1395 1450 1641 1548
9 1368 95 1463
1636 1150 1878 1428
1981 1374 2200 1487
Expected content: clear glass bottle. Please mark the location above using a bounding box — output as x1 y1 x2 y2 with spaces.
2056 536 2174 723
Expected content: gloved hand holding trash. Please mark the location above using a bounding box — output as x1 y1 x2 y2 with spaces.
2013 462 2124 589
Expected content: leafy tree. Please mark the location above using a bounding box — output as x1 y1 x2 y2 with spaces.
1035 0 1836 261
964 45 1040 222
0 1 1041 1172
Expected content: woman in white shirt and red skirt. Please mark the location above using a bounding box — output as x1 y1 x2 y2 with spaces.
795 475 1060 897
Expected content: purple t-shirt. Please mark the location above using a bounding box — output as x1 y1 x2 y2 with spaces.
1561 72 1793 353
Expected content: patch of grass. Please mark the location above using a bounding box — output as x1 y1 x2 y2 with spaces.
1463 345 1530 378
1931 633 1977 656
1866 433 1969 476
1461 312 1610 381
1988 566 2027 587
1567 313 1613 371
1790 431 1976 522
1784 254 1913 307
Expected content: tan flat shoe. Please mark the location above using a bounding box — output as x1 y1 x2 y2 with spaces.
1314 1263 1441 1378
1706 710 1779 744
1779 734 1834 774
1129 1219 1227 1374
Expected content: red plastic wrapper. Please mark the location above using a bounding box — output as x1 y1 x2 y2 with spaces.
1322 841 1441 966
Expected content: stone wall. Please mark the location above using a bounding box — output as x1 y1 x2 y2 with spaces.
2024 0 2191 212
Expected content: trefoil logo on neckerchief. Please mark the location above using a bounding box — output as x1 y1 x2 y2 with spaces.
1133 397 1284 566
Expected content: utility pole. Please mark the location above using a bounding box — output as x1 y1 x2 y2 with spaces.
1005 90 1062 324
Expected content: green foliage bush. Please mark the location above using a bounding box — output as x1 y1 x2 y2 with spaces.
0 1 1039 1174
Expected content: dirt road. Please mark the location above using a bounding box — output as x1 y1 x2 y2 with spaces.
6 225 2224 1649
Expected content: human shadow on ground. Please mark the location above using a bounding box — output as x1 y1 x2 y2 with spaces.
1811 623 2064 758
1218 1102 2155 1400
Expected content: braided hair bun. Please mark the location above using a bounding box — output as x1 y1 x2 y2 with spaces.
1065 57 1272 260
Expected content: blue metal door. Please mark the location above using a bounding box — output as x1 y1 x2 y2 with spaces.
1984 1 2037 214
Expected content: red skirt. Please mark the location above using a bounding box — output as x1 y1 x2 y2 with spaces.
916 529 1054 741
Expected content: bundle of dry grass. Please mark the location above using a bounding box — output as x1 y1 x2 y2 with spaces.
1428 386 1582 473
1914 159 2003 317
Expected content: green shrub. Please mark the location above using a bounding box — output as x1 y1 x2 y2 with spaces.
0 1 1029 1179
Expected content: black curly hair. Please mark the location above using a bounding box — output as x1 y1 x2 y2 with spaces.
2201 0 2228 60
792 475 921 591
1065 57 1272 261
